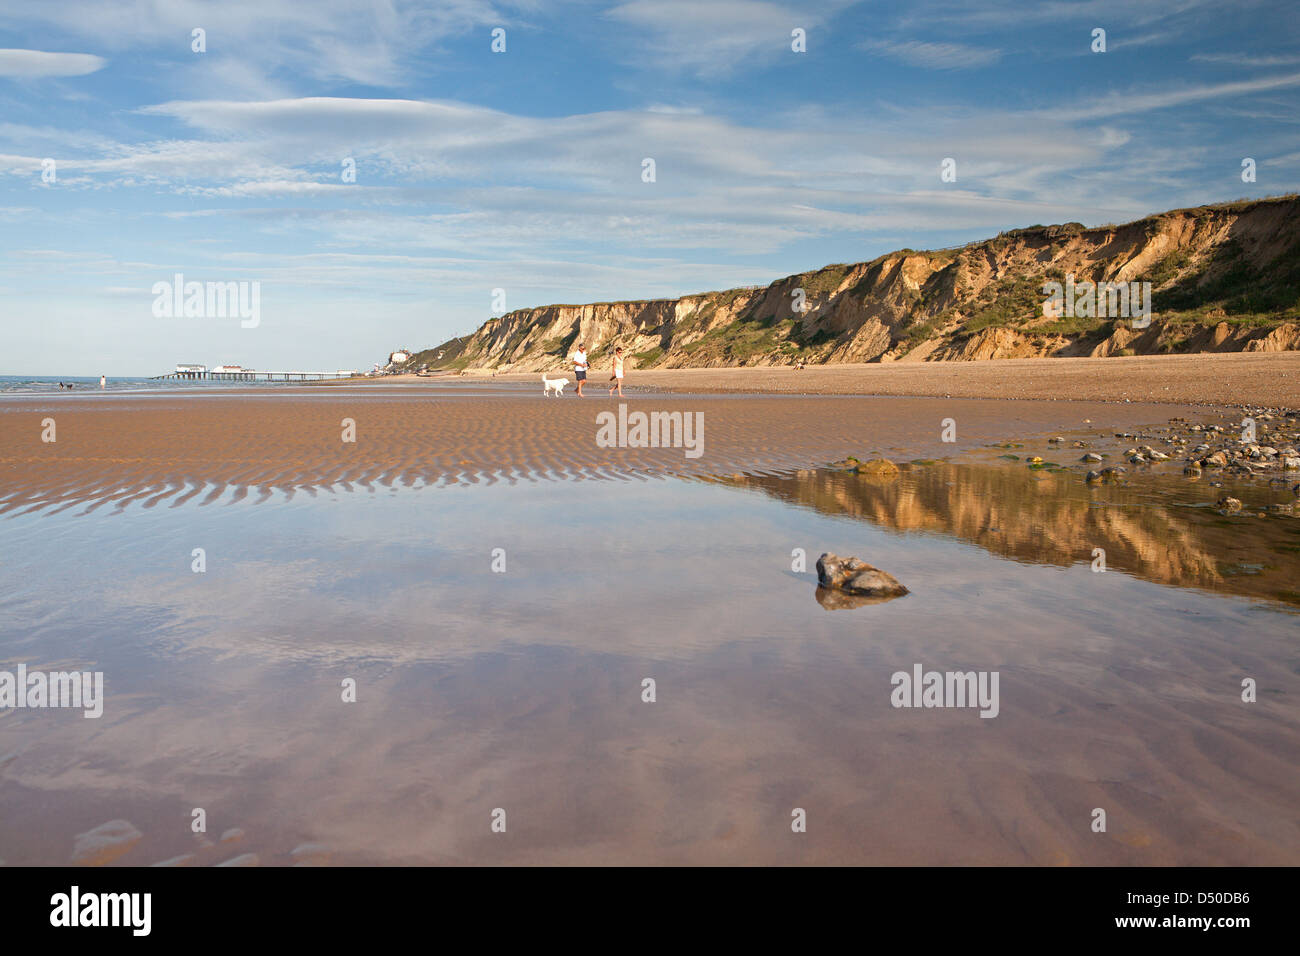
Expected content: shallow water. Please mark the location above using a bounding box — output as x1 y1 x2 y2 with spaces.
0 448 1296 866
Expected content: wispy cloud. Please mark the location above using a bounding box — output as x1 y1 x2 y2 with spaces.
860 39 1001 70
0 49 106 77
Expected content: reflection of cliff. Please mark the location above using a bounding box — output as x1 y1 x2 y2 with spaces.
726 464 1300 607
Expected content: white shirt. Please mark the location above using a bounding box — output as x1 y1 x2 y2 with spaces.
574 350 588 371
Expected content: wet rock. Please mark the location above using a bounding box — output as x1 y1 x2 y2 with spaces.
1284 457 1300 470
72 819 143 866
151 854 196 867
290 843 333 866
1149 451 1170 461
1081 453 1102 463
1217 496 1243 514
816 553 909 600
215 853 259 867
219 828 245 845
854 458 900 477
1085 470 1103 483
1203 451 1229 468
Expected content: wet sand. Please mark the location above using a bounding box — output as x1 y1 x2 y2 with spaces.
1 385 1297 867
0 388 1237 516
353 352 1300 407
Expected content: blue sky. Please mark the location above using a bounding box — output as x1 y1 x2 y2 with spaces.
1 0 1298 375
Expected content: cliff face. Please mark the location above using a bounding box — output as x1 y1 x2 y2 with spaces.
411 196 1300 373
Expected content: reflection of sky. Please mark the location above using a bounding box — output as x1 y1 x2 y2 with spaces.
1 474 1297 865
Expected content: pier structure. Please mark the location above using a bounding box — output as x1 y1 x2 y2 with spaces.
157 364 359 382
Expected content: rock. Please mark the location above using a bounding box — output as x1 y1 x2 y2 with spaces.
1085 470 1102 483
216 853 260 867
1203 451 1229 468
815 553 909 600
1183 464 1202 477
151 854 196 867
72 819 143 866
290 843 333 866
854 458 899 477
1217 496 1243 513
1049 436 1064 443
1081 453 1103 463
1149 451 1170 461
1284 457 1300 470
219 828 245 845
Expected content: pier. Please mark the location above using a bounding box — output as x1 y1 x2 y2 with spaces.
156 365 359 382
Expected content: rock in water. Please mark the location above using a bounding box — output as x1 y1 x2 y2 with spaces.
816 553 909 600
854 458 899 477
71 819 143 865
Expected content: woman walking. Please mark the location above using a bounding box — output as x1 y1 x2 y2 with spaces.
608 347 626 397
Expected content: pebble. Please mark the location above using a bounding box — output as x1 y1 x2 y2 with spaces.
290 843 333 866
71 819 143 866
215 853 260 867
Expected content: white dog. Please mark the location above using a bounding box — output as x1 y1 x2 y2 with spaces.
542 373 569 397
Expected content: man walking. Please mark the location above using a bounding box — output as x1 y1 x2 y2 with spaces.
572 342 589 397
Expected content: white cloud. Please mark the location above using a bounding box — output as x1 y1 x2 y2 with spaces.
0 49 106 77
860 39 1001 70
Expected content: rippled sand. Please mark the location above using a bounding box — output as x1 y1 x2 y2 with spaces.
0 387 1213 515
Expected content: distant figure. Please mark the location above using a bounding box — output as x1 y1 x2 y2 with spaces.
99 375 106 389
572 342 588 397
608 347 625 397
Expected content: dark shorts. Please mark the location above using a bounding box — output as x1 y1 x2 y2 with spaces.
575 370 586 381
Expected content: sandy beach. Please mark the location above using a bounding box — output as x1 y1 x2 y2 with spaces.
2 374 1298 868
0 386 1241 516
341 352 1300 408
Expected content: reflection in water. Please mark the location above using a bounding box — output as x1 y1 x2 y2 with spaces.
720 462 1300 608
0 462 1297 866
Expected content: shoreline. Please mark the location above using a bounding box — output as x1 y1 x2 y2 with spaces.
0 389 1232 515
313 352 1300 409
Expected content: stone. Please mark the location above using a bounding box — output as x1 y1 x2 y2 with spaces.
1081 453 1102 462
1283 457 1300 470
816 552 909 600
72 819 143 866
216 853 260 867
854 458 899 477
1217 497 1243 513
290 843 334 866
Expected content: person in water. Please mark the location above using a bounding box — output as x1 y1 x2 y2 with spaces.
608 346 625 397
